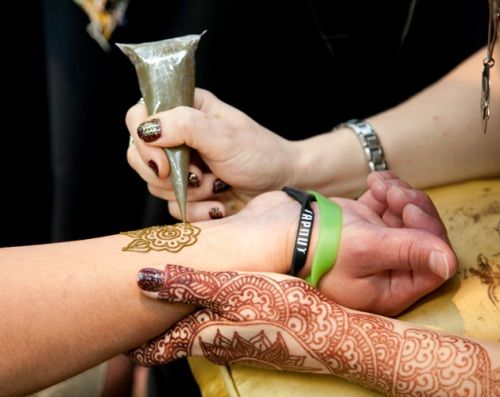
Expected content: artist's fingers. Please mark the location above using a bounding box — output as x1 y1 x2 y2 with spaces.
127 141 168 184
356 228 457 280
126 102 171 178
148 173 220 202
167 200 226 221
132 105 237 162
193 88 232 115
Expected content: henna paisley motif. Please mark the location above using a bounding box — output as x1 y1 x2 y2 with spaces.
134 267 499 396
121 223 200 253
394 329 491 396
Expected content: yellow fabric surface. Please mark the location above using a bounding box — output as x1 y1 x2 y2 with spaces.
190 178 500 397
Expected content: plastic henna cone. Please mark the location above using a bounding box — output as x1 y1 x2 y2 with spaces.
117 33 204 222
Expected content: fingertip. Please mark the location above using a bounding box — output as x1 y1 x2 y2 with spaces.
125 102 149 131
168 200 226 222
429 249 457 280
137 268 165 296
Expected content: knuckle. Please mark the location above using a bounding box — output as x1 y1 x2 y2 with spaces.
125 107 138 129
171 106 196 133
126 147 137 167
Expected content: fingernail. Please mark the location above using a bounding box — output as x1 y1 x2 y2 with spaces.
392 186 417 199
137 268 165 291
188 172 200 188
374 180 387 193
209 207 223 219
213 178 231 194
137 119 161 142
148 160 159 177
405 203 427 217
429 251 450 280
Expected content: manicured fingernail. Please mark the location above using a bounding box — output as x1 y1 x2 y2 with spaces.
148 160 159 177
209 207 223 219
137 268 165 291
188 172 200 188
429 251 450 280
213 178 231 194
137 119 161 142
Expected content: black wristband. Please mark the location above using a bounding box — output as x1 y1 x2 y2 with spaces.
282 187 316 276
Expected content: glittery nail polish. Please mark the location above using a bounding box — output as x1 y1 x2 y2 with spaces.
137 119 161 142
213 178 231 194
209 207 223 219
148 160 159 177
137 268 165 292
188 172 201 188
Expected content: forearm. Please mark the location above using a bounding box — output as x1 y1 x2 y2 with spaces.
292 48 500 197
134 268 500 396
335 307 500 396
0 219 276 396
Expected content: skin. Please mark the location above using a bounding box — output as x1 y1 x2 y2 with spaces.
126 47 500 221
0 173 456 396
132 265 500 397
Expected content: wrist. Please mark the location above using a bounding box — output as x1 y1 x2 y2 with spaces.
290 130 369 197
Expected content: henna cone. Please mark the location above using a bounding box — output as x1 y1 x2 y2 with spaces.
117 34 203 222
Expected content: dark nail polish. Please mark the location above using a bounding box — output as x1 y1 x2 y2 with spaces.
148 160 159 177
137 118 161 142
188 172 201 188
137 268 165 292
209 207 223 219
213 178 231 194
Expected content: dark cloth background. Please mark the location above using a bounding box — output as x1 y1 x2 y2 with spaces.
0 1 487 396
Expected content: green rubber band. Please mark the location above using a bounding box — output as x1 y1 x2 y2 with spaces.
305 191 343 287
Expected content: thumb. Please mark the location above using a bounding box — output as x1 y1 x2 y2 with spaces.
138 106 231 159
369 228 457 280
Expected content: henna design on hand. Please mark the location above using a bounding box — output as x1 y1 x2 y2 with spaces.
131 266 499 396
121 223 200 253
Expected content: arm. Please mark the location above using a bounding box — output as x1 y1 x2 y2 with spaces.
126 47 499 219
295 47 500 197
132 265 500 397
0 173 456 395
0 211 293 396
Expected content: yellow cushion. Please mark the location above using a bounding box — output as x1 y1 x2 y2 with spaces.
189 178 500 397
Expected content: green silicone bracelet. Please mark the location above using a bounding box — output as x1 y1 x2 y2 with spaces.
305 191 343 287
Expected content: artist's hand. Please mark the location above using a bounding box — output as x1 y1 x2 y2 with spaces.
130 265 495 397
126 88 298 220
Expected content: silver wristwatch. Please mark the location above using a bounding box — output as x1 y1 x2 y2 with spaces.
336 119 387 172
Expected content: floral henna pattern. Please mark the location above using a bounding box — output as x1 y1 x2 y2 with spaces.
131 266 499 396
121 223 200 253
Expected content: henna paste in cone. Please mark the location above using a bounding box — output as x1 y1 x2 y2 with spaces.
117 34 203 222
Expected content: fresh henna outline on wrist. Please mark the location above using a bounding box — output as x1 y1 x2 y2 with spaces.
121 224 200 253
130 266 499 396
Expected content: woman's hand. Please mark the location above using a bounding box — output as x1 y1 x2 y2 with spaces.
130 265 498 397
126 88 298 220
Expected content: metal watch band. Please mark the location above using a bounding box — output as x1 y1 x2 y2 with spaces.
336 119 387 172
